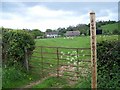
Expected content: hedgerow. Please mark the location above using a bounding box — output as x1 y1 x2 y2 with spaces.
97 40 120 88
2 29 35 67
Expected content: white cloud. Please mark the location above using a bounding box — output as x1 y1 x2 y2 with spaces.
1 0 120 2
1 5 88 31
27 5 74 18
1 4 117 32
96 9 118 21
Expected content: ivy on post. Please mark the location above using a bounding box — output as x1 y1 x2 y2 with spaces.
90 11 97 89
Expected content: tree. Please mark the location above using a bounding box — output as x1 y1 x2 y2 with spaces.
76 24 89 35
31 29 43 38
46 29 52 32
66 26 74 31
57 27 66 36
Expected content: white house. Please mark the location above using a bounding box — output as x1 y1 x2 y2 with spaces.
45 31 59 38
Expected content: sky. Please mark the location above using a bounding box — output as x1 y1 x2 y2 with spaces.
0 1 119 31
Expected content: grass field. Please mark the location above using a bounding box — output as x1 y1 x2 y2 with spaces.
28 35 118 88
35 36 90 48
35 35 118 47
100 23 118 32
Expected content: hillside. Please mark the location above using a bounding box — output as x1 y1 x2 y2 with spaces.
99 23 118 32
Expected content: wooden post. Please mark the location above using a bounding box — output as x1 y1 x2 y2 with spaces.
25 47 29 71
90 11 97 89
76 49 79 78
57 48 59 77
0 31 2 90
40 46 44 78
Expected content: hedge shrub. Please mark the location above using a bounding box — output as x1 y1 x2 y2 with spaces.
97 40 120 88
2 29 35 67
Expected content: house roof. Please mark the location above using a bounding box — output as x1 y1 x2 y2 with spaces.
65 31 80 36
45 31 58 35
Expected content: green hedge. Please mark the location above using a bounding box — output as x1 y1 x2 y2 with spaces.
97 40 120 88
2 29 35 67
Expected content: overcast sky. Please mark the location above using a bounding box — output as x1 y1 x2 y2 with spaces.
0 1 119 31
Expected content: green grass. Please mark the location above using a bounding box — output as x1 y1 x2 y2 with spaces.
30 36 93 77
32 76 91 88
29 35 118 88
30 36 92 88
3 35 118 88
73 75 91 88
100 23 118 32
32 77 69 88
35 35 118 47
35 36 90 48
2 65 36 88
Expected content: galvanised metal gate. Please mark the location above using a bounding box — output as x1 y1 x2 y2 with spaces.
30 46 91 83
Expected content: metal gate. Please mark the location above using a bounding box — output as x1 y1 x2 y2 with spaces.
30 46 91 82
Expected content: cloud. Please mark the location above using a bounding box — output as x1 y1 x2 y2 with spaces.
1 5 86 31
27 5 74 18
1 3 118 32
1 0 120 2
96 9 118 21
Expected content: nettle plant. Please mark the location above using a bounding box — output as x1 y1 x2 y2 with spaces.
60 50 85 66
60 50 90 78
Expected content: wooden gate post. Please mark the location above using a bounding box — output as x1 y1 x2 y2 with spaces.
90 11 97 89
40 46 44 78
56 48 59 77
24 47 29 71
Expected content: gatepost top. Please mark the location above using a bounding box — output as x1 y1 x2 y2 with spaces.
90 10 95 14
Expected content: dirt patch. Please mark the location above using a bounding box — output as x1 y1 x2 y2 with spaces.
23 65 80 88
24 77 48 88
58 65 78 85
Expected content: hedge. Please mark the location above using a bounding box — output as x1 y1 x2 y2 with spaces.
2 29 35 68
97 40 120 88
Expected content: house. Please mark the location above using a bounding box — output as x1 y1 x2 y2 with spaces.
65 31 80 37
36 36 44 39
45 31 59 38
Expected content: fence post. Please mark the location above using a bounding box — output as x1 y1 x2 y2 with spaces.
40 46 44 78
90 11 97 89
76 49 79 78
0 35 2 90
57 48 59 77
24 47 29 71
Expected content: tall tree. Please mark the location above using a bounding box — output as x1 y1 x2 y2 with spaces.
46 29 52 32
31 29 43 38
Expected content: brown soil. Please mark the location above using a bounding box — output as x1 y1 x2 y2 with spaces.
23 65 79 88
